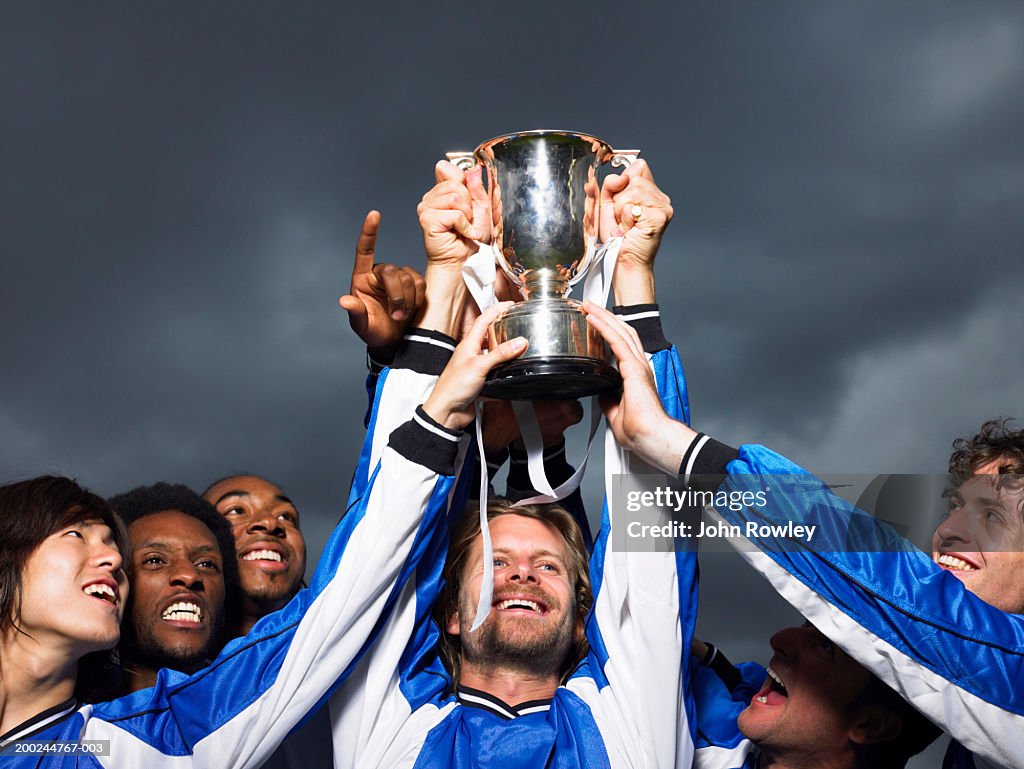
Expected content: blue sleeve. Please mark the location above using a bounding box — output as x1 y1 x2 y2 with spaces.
692 663 757 750
650 344 690 426
347 330 457 508
711 444 1024 767
690 664 759 769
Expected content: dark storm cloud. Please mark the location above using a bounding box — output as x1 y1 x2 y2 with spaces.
662 4 1024 455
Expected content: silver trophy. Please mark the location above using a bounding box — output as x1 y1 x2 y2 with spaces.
447 130 638 400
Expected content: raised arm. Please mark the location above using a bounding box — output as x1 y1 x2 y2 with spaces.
571 303 701 769
349 164 483 502
87 344 457 768
585 309 1024 767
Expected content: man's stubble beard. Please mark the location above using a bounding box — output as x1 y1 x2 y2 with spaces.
121 616 217 675
459 597 577 678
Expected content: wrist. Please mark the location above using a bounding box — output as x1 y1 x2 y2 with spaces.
422 392 471 432
424 262 468 285
632 415 694 476
417 272 468 337
612 262 656 305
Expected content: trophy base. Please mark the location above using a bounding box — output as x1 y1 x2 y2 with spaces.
481 356 621 400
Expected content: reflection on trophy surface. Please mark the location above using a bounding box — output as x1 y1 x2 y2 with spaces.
447 130 639 400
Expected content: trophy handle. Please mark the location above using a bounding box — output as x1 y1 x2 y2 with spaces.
608 149 641 168
445 151 478 171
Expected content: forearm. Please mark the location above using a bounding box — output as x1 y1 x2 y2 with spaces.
416 266 468 338
612 263 656 306
618 305 698 473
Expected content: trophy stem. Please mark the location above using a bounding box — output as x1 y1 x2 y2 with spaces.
521 269 570 300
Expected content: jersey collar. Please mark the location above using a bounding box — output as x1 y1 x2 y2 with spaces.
0 696 79 748
457 686 552 720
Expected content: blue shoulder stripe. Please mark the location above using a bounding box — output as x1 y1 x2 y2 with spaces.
348 367 391 508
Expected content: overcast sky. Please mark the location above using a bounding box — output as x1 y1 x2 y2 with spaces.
2 4 1021 761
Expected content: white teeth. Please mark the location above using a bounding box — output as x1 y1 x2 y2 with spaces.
162 602 202 623
243 549 282 562
756 696 768 704
767 666 785 689
84 583 115 601
937 554 976 571
497 599 540 612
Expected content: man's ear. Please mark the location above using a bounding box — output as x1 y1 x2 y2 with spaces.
849 706 901 745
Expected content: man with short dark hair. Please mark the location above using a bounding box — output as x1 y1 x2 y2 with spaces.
108 483 237 694
691 624 939 769
200 475 329 769
202 475 306 638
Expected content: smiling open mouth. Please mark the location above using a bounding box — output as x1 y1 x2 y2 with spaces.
242 549 283 562
936 554 977 572
162 602 203 623
83 583 117 604
494 597 547 614
754 666 788 706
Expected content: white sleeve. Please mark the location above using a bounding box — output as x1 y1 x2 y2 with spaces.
87 361 459 769
568 346 699 769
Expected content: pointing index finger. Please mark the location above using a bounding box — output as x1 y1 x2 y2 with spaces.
353 210 381 276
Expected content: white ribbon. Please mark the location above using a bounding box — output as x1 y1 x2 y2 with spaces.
461 243 501 313
470 399 493 632
510 397 603 506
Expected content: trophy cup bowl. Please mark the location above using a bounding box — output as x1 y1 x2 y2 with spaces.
447 130 639 400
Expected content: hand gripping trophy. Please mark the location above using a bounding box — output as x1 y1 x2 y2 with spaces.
447 130 638 400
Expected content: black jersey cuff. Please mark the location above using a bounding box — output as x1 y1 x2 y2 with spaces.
389 405 462 476
679 432 739 489
366 345 397 374
612 304 670 353
391 329 457 376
